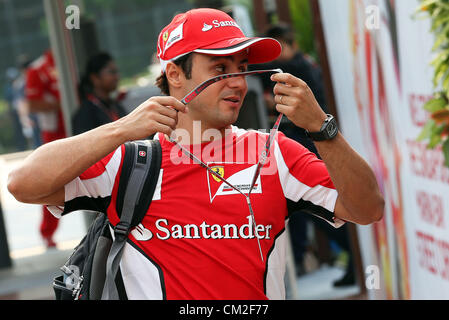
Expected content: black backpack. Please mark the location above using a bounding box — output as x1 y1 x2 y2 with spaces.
52 139 162 300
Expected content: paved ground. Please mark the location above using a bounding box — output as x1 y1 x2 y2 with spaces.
297 265 359 300
0 151 86 299
0 248 72 299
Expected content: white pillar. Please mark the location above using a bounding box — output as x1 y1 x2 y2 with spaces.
43 0 80 137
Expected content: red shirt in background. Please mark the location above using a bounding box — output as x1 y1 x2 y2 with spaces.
25 50 66 142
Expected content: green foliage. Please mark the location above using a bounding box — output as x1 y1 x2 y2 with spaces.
443 138 449 166
416 0 449 166
288 0 316 59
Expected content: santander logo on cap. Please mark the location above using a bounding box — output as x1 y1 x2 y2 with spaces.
202 23 213 32
201 19 242 32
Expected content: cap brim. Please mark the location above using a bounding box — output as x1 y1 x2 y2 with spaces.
193 37 281 64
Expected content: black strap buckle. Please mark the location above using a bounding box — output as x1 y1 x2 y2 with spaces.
114 221 130 240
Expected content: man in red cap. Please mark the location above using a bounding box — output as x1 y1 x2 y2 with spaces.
8 8 384 299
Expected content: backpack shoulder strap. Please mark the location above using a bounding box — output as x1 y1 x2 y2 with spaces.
116 139 162 228
101 139 162 300
131 139 162 228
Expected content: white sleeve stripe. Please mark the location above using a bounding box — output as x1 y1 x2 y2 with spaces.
46 205 63 219
65 146 122 202
302 183 338 213
274 140 338 212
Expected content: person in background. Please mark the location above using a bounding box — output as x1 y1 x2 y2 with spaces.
25 49 66 248
14 54 42 149
73 52 127 135
72 52 127 229
252 22 328 150
253 23 356 287
4 67 27 152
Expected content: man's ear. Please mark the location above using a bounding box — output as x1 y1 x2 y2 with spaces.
165 62 183 90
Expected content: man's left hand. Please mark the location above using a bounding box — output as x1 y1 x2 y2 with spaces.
271 72 327 132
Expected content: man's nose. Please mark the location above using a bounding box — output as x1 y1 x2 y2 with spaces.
225 73 247 89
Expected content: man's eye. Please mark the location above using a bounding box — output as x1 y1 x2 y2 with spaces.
239 66 248 72
215 65 225 73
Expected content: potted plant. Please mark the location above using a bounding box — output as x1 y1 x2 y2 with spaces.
416 0 449 166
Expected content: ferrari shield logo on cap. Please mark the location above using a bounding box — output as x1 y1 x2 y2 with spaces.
165 22 184 52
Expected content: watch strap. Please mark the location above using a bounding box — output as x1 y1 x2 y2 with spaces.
305 114 338 141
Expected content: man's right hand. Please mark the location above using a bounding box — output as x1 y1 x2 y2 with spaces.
7 95 187 206
117 96 187 141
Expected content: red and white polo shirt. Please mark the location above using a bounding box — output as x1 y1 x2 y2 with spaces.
49 126 343 299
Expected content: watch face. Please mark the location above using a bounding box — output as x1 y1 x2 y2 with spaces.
307 115 338 141
326 118 338 138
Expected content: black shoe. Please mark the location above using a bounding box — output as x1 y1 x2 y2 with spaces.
333 270 355 287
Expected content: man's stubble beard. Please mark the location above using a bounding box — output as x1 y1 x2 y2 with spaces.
191 100 241 131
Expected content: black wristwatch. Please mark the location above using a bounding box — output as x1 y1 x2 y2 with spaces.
305 114 339 141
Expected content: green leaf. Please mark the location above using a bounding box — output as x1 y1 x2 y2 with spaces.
417 119 437 141
433 60 449 86
432 29 449 50
431 12 449 33
431 7 443 22
431 48 449 62
439 1 449 11
428 126 444 147
443 72 449 90
420 0 439 8
423 97 447 112
443 138 449 167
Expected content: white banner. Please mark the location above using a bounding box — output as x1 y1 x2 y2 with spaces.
319 0 449 299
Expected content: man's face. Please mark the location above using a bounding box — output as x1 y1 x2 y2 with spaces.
183 51 249 130
93 61 120 94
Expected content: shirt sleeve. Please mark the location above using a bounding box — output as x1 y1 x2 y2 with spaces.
47 145 124 218
274 131 344 228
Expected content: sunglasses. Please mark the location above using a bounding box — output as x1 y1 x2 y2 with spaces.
169 68 284 262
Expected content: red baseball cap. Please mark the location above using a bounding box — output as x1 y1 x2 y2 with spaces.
157 8 281 72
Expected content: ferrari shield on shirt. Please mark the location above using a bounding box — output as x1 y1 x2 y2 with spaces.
48 126 343 300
